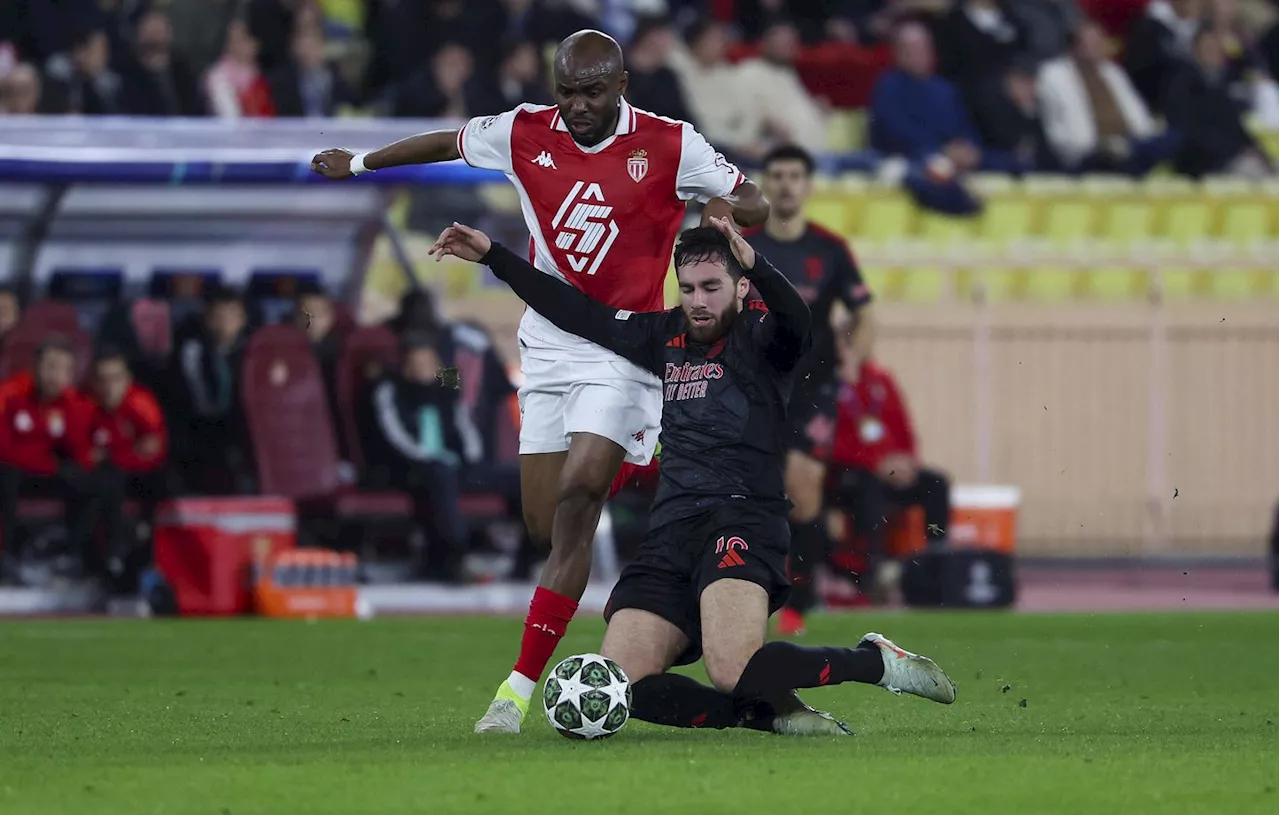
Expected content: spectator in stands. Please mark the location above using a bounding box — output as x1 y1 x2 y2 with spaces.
171 285 251 494
624 17 696 124
0 286 19 342
393 42 475 119
269 22 352 117
1166 26 1272 178
23 0 123 65
465 40 551 116
247 0 319 76
119 7 205 117
826 318 951 604
936 0 1028 105
169 0 240 79
870 22 984 173
0 336 110 586
366 331 470 583
87 348 167 588
1038 20 1180 175
669 18 763 163
738 18 829 155
1125 0 1202 114
41 26 123 115
969 57 1045 172
1009 0 1084 63
500 0 602 50
204 17 276 117
1204 0 1280 126
0 62 42 114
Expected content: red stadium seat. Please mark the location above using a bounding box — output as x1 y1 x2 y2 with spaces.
335 325 399 471
240 325 409 520
0 316 92 381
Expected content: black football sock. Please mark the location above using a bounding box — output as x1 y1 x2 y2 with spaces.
734 641 884 698
630 674 740 729
784 520 828 614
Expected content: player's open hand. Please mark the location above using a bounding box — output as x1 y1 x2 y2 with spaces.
709 215 756 270
310 148 355 179
429 222 493 263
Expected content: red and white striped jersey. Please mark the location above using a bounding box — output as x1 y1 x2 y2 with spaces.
456 98 745 364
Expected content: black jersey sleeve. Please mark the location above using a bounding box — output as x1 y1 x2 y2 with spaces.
481 242 664 375
744 252 812 373
831 239 872 310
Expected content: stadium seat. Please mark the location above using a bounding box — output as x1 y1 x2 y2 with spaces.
905 213 974 301
46 268 124 336
1090 200 1156 300
854 194 915 298
973 197 1033 302
0 313 92 381
1027 199 1096 301
1158 200 1214 299
240 325 412 522
335 325 400 472
1214 200 1273 299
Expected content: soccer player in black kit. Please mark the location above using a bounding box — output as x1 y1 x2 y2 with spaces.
431 218 954 737
745 145 876 633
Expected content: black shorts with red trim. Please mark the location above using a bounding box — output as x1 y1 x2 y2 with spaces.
603 502 790 666
785 373 839 460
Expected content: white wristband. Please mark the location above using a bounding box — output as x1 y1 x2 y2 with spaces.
350 152 370 175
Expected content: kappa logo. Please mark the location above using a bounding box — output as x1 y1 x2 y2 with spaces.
551 181 619 275
531 151 557 169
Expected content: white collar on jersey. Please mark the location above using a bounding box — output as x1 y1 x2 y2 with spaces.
548 98 637 154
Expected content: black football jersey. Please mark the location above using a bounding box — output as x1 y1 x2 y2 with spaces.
482 243 812 529
744 222 871 376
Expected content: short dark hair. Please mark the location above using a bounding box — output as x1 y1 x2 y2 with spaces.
203 283 242 308
762 144 815 175
294 279 327 301
400 330 440 356
35 333 75 361
673 226 743 280
684 17 719 49
93 345 130 368
631 16 671 49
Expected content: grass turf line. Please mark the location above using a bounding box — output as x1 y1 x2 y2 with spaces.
1 612 1275 815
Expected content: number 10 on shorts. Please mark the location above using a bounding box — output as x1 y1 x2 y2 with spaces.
715 536 748 553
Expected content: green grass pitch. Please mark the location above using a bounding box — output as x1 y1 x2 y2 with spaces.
1 612 1276 814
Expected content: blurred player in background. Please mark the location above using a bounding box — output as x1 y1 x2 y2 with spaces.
312 30 769 734
430 218 955 736
744 145 873 635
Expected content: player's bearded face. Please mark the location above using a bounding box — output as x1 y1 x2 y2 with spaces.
678 262 748 342
553 73 623 146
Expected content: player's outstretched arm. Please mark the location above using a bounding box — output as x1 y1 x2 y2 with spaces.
430 223 662 375
702 179 770 229
311 130 461 179
709 216 811 372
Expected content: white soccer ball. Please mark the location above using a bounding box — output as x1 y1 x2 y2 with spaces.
542 653 631 740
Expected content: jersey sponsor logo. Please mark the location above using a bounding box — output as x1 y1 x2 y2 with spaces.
550 181 620 276
663 361 723 402
627 149 648 183
531 151 557 169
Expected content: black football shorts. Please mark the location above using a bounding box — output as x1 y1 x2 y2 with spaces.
604 503 790 666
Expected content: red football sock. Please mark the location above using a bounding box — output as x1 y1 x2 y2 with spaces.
513 587 580 684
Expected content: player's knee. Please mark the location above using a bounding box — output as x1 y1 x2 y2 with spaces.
555 480 609 522
703 648 750 694
522 504 554 549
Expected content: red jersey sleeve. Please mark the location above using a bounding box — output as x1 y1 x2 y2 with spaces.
119 387 168 471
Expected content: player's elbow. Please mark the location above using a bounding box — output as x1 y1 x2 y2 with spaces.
735 191 770 227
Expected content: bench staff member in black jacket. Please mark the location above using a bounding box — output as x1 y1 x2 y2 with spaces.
431 218 955 737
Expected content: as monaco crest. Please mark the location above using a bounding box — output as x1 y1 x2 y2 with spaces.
627 149 648 183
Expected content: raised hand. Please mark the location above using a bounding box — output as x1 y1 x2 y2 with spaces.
709 215 756 270
310 148 355 179
428 222 493 263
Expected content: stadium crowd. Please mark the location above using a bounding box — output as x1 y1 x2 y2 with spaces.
0 0 1275 179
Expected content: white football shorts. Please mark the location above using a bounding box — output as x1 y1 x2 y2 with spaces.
516 352 662 465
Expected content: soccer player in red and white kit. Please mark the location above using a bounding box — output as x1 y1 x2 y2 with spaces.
311 30 769 733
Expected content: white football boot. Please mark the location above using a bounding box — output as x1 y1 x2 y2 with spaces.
473 698 524 733
772 702 855 737
860 632 957 704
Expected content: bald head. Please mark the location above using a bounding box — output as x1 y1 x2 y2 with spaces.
551 29 628 147
554 29 624 80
